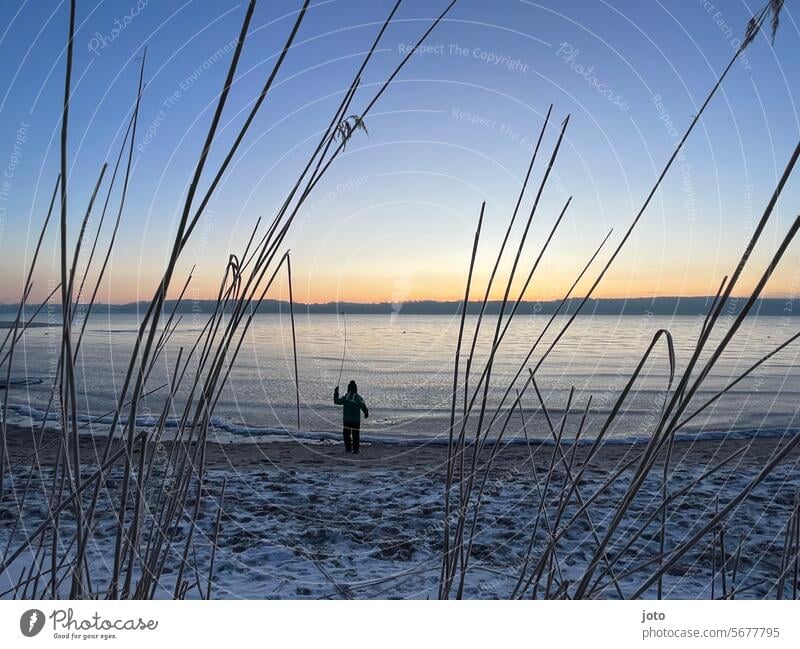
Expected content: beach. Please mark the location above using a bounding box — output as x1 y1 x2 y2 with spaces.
3 422 799 599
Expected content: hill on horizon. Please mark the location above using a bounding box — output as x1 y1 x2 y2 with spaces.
2 296 796 316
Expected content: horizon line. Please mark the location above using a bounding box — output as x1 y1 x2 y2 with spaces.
1 294 797 307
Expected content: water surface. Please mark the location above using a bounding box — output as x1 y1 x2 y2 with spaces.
6 313 800 443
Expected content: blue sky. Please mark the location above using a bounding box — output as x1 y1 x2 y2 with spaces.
1 0 799 304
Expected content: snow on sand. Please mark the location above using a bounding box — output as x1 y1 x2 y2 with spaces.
2 426 800 599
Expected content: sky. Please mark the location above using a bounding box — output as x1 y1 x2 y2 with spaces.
1 0 800 305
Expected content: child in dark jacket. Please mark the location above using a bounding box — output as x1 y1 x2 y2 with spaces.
334 380 369 453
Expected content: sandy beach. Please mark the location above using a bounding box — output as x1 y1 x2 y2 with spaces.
3 423 799 599
6 420 799 473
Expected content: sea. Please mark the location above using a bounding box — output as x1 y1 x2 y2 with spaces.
4 313 800 445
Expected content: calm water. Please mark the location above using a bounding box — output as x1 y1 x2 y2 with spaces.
6 313 800 443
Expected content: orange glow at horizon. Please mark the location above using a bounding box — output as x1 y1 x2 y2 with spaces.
16 249 797 306
147 267 800 305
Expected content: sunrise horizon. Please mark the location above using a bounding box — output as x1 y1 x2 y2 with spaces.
3 0 800 629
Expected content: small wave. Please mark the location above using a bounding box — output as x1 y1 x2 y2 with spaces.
0 378 43 389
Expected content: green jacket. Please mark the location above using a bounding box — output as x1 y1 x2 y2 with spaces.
334 388 368 425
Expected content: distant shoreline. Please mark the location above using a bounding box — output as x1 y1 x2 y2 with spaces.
1 296 797 316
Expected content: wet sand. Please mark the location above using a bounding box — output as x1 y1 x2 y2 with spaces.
5 421 799 477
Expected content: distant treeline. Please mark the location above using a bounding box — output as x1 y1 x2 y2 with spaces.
3 296 798 316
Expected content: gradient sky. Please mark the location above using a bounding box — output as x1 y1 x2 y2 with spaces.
1 0 799 305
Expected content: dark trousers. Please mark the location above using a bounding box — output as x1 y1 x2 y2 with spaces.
343 422 360 452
